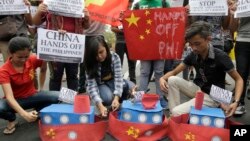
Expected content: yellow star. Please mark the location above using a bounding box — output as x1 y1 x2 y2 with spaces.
146 19 152 25
139 35 145 40
184 132 195 141
145 10 150 16
185 133 191 140
125 13 140 27
145 29 150 35
133 134 139 138
126 128 134 135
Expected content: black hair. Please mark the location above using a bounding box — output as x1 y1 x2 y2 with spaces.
84 36 111 79
185 21 212 41
8 36 32 54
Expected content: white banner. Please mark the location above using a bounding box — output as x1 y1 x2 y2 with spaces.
44 0 84 18
37 28 85 63
189 0 228 16
170 0 184 7
235 0 250 18
0 0 29 15
209 85 232 104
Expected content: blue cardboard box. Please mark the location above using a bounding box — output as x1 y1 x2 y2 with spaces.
189 106 225 128
40 104 95 125
119 100 163 124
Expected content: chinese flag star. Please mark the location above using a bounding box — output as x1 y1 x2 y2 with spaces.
125 13 140 27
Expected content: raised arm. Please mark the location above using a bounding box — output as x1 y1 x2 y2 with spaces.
32 3 48 26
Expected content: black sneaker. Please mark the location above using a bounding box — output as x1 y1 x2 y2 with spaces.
234 104 246 115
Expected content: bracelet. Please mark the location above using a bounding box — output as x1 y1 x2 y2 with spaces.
232 99 240 105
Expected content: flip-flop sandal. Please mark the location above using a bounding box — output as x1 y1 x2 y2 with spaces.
3 126 16 135
3 122 18 135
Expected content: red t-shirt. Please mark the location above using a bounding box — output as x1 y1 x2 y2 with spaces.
0 55 43 99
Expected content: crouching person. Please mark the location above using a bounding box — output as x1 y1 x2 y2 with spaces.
85 36 135 118
0 37 59 135
159 21 243 117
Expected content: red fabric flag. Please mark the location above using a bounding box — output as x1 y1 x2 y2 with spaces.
39 119 107 141
108 112 169 141
86 0 128 26
168 114 242 141
122 8 187 60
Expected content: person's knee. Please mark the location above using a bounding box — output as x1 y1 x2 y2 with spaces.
99 87 113 105
168 76 179 86
171 107 183 116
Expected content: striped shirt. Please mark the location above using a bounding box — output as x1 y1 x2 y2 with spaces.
86 52 123 104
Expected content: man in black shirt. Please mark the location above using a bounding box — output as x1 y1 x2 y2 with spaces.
159 21 243 117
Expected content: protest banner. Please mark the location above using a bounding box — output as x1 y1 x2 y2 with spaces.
123 7 186 60
37 28 85 63
189 0 228 16
44 0 84 18
235 0 250 18
0 0 29 15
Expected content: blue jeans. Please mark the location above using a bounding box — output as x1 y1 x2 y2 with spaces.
98 79 135 106
139 60 167 107
0 91 59 122
235 41 250 105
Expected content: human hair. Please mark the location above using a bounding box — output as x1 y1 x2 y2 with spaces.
185 21 212 41
8 37 32 54
84 36 112 79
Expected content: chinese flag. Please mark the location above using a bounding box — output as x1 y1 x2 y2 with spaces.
123 8 187 60
108 112 169 141
39 119 107 141
86 0 128 26
168 114 242 141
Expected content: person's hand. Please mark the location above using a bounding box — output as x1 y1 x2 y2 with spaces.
118 11 125 21
83 8 90 17
184 5 190 14
37 3 48 13
159 77 168 94
22 110 38 122
58 29 67 34
23 0 31 6
99 104 108 117
220 102 238 117
228 0 237 14
111 96 120 111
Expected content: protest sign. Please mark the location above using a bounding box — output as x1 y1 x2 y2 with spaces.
0 0 29 15
123 7 186 60
58 87 77 104
235 0 250 18
44 0 84 18
210 85 232 104
37 28 85 63
189 0 228 16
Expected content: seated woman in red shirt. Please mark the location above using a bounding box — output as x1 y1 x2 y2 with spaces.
0 37 59 135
